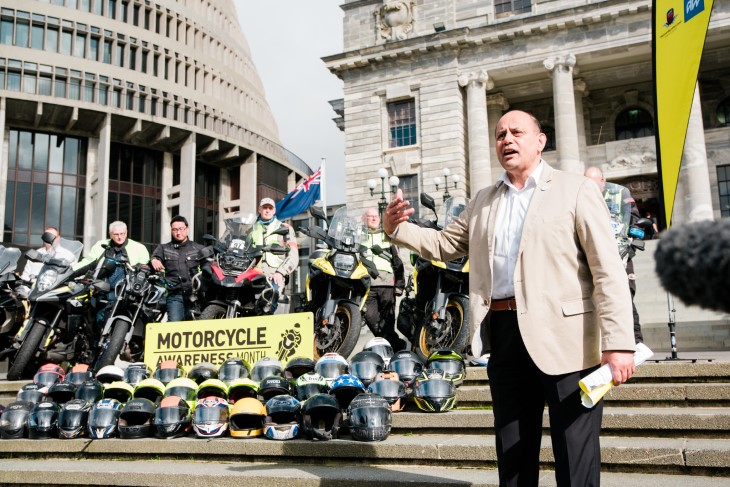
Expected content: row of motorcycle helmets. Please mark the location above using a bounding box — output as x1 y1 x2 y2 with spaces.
0 392 393 442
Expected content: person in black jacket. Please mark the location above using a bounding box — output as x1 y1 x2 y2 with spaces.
151 216 204 322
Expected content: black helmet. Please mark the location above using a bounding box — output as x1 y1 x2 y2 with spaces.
58 399 92 439
227 378 260 405
188 362 218 385
364 337 395 368
153 360 186 385
413 369 457 413
87 398 123 439
218 358 251 385
426 349 466 386
66 364 94 387
251 357 284 383
314 353 349 388
348 393 392 442
259 376 292 402
300 393 342 441
76 379 104 404
16 383 47 405
154 395 192 439
368 372 408 412
118 398 156 439
28 400 59 439
294 372 328 401
264 395 301 440
329 374 366 410
123 363 151 387
33 363 66 388
284 357 316 381
389 351 424 387
103 381 135 404
349 351 385 387
48 381 78 405
0 401 34 439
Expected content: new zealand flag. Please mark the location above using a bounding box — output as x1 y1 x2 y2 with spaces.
275 167 321 220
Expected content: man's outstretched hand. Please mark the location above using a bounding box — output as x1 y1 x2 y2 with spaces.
383 188 414 235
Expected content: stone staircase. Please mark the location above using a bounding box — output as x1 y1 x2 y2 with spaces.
0 360 728 486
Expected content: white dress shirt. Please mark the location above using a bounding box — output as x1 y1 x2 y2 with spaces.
492 161 544 299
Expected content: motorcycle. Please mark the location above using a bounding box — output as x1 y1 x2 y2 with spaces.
0 245 23 350
5 234 99 380
198 214 289 320
396 193 470 362
300 206 376 359
94 260 166 370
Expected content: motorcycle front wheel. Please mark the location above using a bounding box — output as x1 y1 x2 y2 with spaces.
314 301 362 360
414 295 469 362
200 304 227 320
95 320 129 372
7 321 45 380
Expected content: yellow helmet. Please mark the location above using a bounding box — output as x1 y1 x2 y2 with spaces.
229 397 265 438
164 378 199 409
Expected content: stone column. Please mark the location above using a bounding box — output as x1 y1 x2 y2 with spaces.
574 79 589 164
458 70 493 195
487 93 509 183
159 151 174 243
179 133 196 235
0 97 7 234
84 113 111 250
240 152 258 214
680 83 714 222
544 54 582 174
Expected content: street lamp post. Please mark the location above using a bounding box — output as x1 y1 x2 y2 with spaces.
433 167 461 202
367 168 400 220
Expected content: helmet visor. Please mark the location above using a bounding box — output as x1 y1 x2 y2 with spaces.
34 372 62 387
219 364 249 382
88 408 121 427
366 344 393 361
154 369 181 384
194 406 229 424
29 408 57 429
251 365 282 382
17 390 45 404
429 360 464 375
296 383 328 401
348 406 390 428
230 413 263 431
368 380 405 400
316 362 347 380
415 379 455 398
165 386 197 404
390 359 422 379
228 387 258 403
124 368 149 386
350 362 382 383
154 407 188 425
58 409 87 428
67 371 93 386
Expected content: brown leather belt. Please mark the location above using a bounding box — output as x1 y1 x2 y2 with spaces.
490 298 517 312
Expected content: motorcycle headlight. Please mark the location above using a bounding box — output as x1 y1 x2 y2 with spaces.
333 253 356 273
36 270 59 292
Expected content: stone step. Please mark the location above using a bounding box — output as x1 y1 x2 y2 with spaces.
1 434 728 474
0 458 727 487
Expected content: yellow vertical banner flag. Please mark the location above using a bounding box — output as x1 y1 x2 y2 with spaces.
653 0 713 227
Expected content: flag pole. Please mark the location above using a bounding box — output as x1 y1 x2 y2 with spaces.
320 158 328 230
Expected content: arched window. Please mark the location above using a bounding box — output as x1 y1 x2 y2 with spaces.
541 125 556 152
717 97 730 126
615 107 654 140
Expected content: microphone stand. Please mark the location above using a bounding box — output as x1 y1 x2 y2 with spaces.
651 291 712 363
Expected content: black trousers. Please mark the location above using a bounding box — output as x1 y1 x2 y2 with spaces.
363 286 405 350
487 310 603 487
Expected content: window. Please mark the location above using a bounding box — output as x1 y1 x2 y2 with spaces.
0 19 13 45
103 38 112 63
31 23 44 50
718 165 730 218
107 0 117 20
74 33 85 57
60 30 72 56
388 99 417 148
45 26 58 51
88 36 98 60
495 0 532 16
717 97 730 126
399 174 420 218
115 42 124 67
615 107 654 140
15 19 29 48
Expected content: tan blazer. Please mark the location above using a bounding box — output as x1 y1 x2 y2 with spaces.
394 163 635 375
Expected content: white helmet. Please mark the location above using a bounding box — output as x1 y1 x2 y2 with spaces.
96 365 124 385
364 337 394 368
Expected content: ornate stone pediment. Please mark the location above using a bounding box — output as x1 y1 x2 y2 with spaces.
376 1 414 42
604 137 657 170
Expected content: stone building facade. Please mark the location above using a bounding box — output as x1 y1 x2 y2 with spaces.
325 0 730 349
0 0 311 250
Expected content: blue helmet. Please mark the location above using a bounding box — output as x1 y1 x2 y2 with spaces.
329 374 365 410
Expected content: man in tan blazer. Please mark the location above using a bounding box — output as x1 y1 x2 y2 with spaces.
384 110 636 486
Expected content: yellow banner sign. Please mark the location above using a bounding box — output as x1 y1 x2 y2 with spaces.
144 312 313 373
653 0 714 227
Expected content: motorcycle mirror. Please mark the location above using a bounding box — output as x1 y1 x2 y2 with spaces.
198 246 215 260
273 227 290 237
202 234 217 245
24 249 43 262
41 231 57 245
635 217 654 229
309 205 327 222
420 193 437 215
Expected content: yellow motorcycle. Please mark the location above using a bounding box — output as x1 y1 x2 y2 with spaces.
397 194 470 362
300 206 377 359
